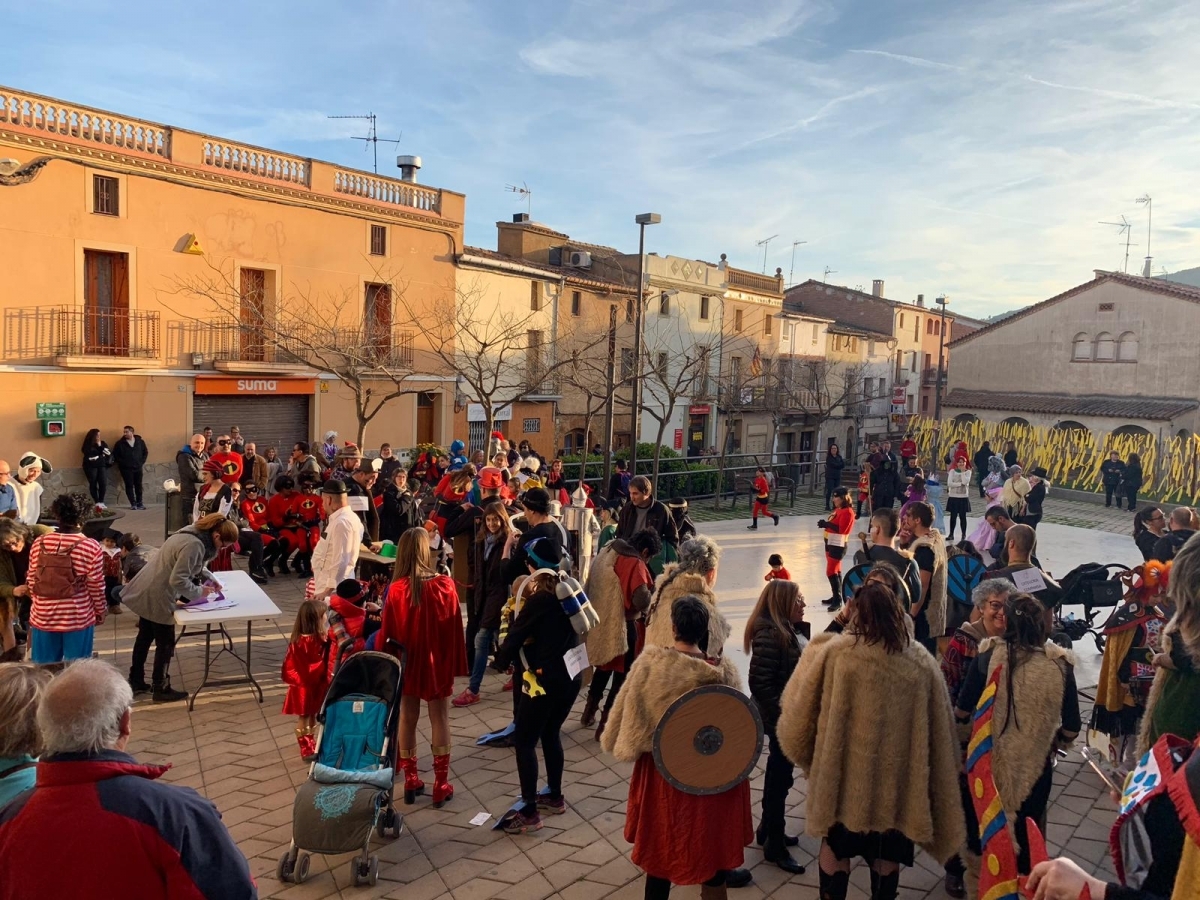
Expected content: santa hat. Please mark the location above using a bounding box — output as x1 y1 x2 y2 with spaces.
17 452 51 480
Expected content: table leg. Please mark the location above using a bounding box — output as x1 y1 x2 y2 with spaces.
188 624 218 712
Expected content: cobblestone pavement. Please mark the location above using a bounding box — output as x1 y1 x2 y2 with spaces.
89 505 1129 899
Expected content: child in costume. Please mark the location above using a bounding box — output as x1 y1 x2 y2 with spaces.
856 464 871 518
765 553 790 581
597 502 619 551
291 477 324 578
748 466 780 530
101 529 123 615
818 487 855 609
282 599 330 759
267 475 304 573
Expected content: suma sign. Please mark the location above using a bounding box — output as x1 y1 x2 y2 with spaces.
195 377 316 396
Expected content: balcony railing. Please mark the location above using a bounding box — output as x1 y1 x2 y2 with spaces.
0 87 169 158
523 372 562 398
719 383 823 410
337 325 415 369
201 140 308 186
4 306 160 360
726 268 784 297
167 320 414 370
922 367 944 385
333 170 441 214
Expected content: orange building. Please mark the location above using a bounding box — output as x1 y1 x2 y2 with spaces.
0 85 463 500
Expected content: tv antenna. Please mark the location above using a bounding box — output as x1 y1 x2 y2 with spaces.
327 112 401 174
1099 215 1134 273
788 240 807 286
1136 194 1153 275
505 182 533 217
756 234 779 274
823 266 837 283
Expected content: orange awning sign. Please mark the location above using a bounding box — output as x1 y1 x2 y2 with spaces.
195 377 316 396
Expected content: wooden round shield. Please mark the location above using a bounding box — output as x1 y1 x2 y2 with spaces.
652 684 763 795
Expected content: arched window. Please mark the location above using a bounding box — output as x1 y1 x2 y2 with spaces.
1118 331 1138 362
1072 332 1091 360
1113 424 1151 437
1001 416 1030 428
1094 332 1116 361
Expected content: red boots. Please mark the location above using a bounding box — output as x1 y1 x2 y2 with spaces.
295 727 316 761
398 750 425 805
432 746 454 808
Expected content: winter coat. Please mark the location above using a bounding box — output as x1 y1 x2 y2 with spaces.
601 644 742 762
584 540 653 669
175 446 204 500
1003 449 1018 469
824 452 845 486
1024 480 1047 516
617 498 679 547
379 484 420 544
947 468 972 499
1152 529 1195 564
910 529 949 638
973 445 992 474
120 526 217 625
239 453 269 491
119 545 157 583
0 749 257 900
1101 458 1126 487
495 587 579 693
1123 460 1144 492
346 478 380 544
473 532 509 630
0 525 51 604
643 567 731 657
81 441 113 471
112 436 148 471
775 630 966 864
748 617 806 730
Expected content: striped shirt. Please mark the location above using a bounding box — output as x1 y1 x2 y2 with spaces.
28 531 106 632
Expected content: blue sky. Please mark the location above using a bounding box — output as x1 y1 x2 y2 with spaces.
6 0 1199 317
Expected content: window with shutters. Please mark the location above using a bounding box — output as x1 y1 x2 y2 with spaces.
93 175 119 216
811 322 818 344
1094 332 1116 361
364 283 392 356
239 268 268 362
571 291 582 316
370 224 387 256
621 348 635 379
763 313 772 336
659 293 670 316
530 282 542 311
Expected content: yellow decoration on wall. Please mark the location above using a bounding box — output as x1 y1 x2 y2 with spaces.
180 234 204 255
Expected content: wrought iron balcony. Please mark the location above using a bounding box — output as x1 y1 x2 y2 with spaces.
4 306 160 363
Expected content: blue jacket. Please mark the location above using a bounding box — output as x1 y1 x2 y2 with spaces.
0 749 256 900
0 757 35 809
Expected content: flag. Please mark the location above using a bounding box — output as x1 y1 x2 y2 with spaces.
750 345 763 378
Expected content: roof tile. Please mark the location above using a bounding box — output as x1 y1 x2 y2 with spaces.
942 389 1198 421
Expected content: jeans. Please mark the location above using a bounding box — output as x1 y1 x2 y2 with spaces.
119 467 144 506
1125 486 1138 510
760 728 795 852
464 599 480 671
84 467 107 503
130 617 177 686
1105 484 1120 507
468 627 498 694
30 626 94 664
514 678 580 810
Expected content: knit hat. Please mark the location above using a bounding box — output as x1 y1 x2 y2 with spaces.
335 578 368 604
522 487 551 514
478 466 505 490
202 459 223 476
17 452 51 479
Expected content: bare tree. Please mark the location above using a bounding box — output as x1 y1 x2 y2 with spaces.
789 356 868 491
167 259 432 447
640 334 719 492
558 309 632 488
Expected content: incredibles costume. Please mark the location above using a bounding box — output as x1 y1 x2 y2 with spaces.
267 488 305 566
819 506 855 602
208 451 244 485
749 474 779 528
281 632 330 717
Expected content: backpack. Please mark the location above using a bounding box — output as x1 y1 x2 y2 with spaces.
30 539 86 600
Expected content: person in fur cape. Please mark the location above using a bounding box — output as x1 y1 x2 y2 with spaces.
775 581 965 900
600 596 753 900
955 592 1081 883
1140 534 1200 753
580 531 660 740
642 535 731 657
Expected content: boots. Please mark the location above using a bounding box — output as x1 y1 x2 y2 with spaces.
824 574 843 610
747 518 758 530
818 869 850 900
398 750 425 804
594 707 610 742
152 678 188 704
700 883 727 900
431 745 454 808
580 693 600 728
868 869 900 900
295 726 316 761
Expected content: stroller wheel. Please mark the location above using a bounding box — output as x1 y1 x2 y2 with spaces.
294 853 310 884
377 806 403 839
367 855 379 886
276 852 294 884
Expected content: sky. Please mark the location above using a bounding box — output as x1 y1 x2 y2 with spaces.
6 0 1200 318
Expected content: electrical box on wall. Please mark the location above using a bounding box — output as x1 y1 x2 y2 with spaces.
36 402 66 438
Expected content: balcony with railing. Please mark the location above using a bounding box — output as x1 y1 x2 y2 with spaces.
523 371 562 400
719 383 823 411
726 267 784 297
4 307 160 366
922 366 944 386
166 321 312 372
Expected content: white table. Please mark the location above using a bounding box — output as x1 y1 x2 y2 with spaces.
173 570 282 711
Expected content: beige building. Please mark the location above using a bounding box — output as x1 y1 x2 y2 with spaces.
944 270 1200 437
0 84 463 500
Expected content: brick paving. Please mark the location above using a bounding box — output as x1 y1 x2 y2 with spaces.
88 502 1130 899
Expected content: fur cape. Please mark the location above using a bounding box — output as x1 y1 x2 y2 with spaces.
976 638 1076 819
775 630 966 864
600 645 742 762
584 541 638 668
1140 626 1200 753
643 567 732 656
910 529 949 638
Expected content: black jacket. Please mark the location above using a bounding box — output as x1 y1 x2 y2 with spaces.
616 499 679 546
1024 481 1047 516
824 453 845 486
377 457 403 491
1135 528 1161 562
973 446 992 473
346 478 380 545
1124 461 1144 492
473 531 509 629
495 587 579 692
856 544 923 609
112 436 148 471
1101 459 1126 487
379 484 420 543
1003 449 1018 469
869 453 901 499
1152 529 1194 563
747 617 805 730
82 442 113 471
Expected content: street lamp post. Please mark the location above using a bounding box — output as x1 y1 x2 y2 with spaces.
629 212 661 478
933 294 949 466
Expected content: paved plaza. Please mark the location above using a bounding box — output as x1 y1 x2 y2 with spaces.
90 493 1144 899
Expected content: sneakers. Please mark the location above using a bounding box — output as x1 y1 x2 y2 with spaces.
249 569 269 585
502 809 543 834
772 514 780 526
152 683 188 704
747 521 758 530
107 604 124 615
536 793 566 816
128 677 152 696
451 689 480 707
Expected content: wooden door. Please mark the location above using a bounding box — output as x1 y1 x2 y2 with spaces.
84 250 129 355
365 283 392 357
416 392 435 445
239 268 267 361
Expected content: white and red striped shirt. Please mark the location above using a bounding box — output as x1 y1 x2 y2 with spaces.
28 531 106 632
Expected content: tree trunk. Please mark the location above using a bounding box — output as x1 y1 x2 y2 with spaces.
579 408 595 487
652 417 669 494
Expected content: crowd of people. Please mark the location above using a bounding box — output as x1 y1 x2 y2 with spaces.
2 421 1200 900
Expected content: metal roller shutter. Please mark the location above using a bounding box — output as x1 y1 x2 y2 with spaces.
193 395 310 456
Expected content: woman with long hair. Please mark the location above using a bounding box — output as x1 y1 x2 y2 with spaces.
955 592 1081 878
380 527 467 807
1140 533 1200 750
80 428 112 504
452 501 512 707
778 582 964 900
1133 506 1166 562
494 539 581 833
745 579 806 873
1124 451 1144 510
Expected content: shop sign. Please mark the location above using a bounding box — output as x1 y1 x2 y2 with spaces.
195 377 316 395
689 404 711 415
674 429 684 450
891 385 907 406
467 403 513 423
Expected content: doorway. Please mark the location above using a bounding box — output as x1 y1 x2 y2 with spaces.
239 268 267 362
83 250 129 355
416 392 436 445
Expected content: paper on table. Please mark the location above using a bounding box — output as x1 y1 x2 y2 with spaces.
1012 567 1048 594
469 811 492 826
563 644 589 680
180 597 238 613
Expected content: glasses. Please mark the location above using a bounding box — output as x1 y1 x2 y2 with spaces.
1151 514 1165 522
985 601 1006 613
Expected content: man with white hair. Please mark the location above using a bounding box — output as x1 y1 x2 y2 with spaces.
0 659 256 899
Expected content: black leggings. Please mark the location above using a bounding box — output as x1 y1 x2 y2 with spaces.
130 617 177 686
645 871 726 900
513 678 580 810
948 508 967 539
587 620 636 712
84 467 107 503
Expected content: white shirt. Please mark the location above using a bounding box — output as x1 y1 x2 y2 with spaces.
310 505 365 596
947 469 972 499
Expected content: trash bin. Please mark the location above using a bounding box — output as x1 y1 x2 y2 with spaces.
164 488 188 538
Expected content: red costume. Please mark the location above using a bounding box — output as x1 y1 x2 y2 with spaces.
752 475 773 519
380 574 467 701
239 498 275 544
765 567 791 581
267 489 303 553
281 633 330 716
822 506 855 577
327 594 367 678
294 491 324 553
208 451 244 485
899 439 917 460
599 554 654 673
431 474 468 537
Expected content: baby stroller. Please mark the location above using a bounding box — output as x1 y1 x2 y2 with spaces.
1057 562 1131 651
277 650 404 888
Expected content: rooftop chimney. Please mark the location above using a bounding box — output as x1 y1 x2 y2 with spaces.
916 293 925 307
512 213 530 224
872 279 884 297
396 155 422 182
